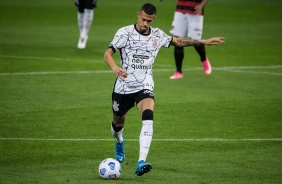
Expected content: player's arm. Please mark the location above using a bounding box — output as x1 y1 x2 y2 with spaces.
171 37 224 47
104 48 128 80
194 0 208 15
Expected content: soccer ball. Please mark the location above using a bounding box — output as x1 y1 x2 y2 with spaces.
98 158 122 179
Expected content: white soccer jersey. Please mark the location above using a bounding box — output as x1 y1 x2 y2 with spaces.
109 24 173 94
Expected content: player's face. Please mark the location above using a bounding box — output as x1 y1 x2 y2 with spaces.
136 11 155 34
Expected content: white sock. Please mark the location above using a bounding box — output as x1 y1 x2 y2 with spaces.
80 9 94 38
139 120 153 161
77 12 84 36
111 124 124 143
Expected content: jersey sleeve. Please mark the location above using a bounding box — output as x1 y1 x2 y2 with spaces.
109 27 129 52
159 29 173 48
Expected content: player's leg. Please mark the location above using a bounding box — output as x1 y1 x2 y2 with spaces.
76 0 96 49
135 91 154 176
172 45 184 79
111 114 124 144
135 108 153 176
170 12 187 79
111 92 134 163
137 100 154 163
188 14 211 75
75 0 84 39
112 114 125 163
194 44 211 75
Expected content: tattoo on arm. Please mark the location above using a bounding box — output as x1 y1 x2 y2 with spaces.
176 38 203 47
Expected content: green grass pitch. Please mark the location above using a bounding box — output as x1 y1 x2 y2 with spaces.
0 0 281 183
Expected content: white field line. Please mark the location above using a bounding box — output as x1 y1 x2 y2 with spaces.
0 70 112 76
0 54 281 76
0 65 282 76
0 138 281 142
0 54 96 63
1 54 281 70
214 68 282 76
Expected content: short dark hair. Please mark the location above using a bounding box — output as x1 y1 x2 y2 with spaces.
141 3 157 15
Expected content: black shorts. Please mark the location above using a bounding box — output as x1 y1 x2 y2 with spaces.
75 0 97 12
112 90 155 117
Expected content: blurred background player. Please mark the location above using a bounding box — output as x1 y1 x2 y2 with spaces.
170 0 210 79
75 0 97 49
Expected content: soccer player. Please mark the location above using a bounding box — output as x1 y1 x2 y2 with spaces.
170 0 210 79
103 3 224 176
75 0 97 49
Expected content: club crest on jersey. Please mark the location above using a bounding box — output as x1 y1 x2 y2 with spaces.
152 38 158 48
113 101 119 112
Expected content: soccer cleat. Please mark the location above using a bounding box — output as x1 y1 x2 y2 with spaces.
135 160 152 176
115 139 125 163
170 71 183 79
202 58 212 75
77 35 88 49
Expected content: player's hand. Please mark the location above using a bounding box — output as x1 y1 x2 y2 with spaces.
203 37 225 45
114 67 128 80
194 5 203 15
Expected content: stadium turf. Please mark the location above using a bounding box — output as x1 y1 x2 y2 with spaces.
0 0 281 183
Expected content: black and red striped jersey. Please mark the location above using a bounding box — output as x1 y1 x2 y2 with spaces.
175 0 204 15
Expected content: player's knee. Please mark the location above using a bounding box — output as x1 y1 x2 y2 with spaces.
142 109 153 120
113 114 125 125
